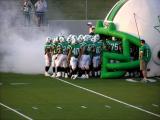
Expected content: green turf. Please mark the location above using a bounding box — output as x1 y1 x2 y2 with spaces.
0 73 160 120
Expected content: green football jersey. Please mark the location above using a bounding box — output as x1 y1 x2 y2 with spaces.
68 43 81 58
92 41 103 56
106 40 121 53
44 42 51 49
44 42 51 48
139 44 151 62
51 42 58 54
81 40 93 55
57 41 69 55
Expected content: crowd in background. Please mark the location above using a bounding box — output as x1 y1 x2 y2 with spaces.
22 0 47 26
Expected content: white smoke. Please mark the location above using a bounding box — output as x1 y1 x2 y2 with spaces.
0 0 48 74
0 0 89 74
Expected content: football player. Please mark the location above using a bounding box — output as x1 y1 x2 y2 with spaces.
79 35 93 78
44 37 52 76
68 35 82 79
106 37 122 63
92 34 102 77
51 36 58 77
55 36 69 78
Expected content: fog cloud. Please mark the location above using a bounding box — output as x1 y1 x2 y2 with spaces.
0 0 48 74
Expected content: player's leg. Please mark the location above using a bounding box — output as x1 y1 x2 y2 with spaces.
142 61 148 80
62 54 68 78
93 56 99 77
79 55 86 79
55 54 63 77
44 54 51 76
89 56 93 77
51 54 57 77
84 55 91 78
70 57 78 79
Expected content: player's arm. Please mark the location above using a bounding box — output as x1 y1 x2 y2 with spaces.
67 47 72 64
78 47 83 61
139 47 144 59
45 48 47 55
50 47 53 56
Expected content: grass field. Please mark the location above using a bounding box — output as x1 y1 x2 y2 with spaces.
1 0 160 119
0 73 160 120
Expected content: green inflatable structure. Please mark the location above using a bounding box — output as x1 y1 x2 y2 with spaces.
94 0 149 78
95 21 142 78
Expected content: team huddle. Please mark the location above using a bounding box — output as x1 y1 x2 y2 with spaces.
44 34 122 79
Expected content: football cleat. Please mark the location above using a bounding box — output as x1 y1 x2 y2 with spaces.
65 73 68 78
51 73 56 78
80 74 86 79
85 74 89 79
45 72 50 77
71 75 75 79
73 74 78 79
56 72 61 78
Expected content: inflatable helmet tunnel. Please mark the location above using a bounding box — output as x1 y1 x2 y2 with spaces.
96 0 160 78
